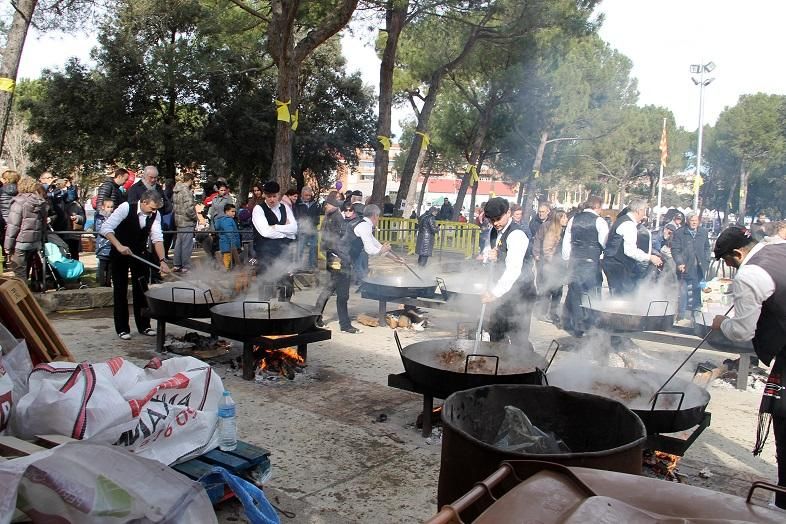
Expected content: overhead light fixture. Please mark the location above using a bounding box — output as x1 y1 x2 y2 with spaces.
690 64 701 74
704 61 716 73
692 77 700 85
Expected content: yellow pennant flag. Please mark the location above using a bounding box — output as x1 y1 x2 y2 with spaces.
468 165 479 184
659 119 668 166
275 99 291 122
290 109 299 131
693 173 704 192
532 169 540 179
0 77 14 92
377 135 391 151
415 131 430 151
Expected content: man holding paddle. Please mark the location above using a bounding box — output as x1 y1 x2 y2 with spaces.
480 197 536 348
100 189 170 340
711 225 786 509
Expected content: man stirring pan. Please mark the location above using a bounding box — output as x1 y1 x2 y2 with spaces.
711 226 786 509
480 197 536 348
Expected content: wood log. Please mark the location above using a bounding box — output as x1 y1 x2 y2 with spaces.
357 313 380 327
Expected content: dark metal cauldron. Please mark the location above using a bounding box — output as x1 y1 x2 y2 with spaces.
362 272 437 298
546 366 711 434
580 295 675 332
145 286 222 319
438 384 647 511
210 301 318 336
394 334 545 399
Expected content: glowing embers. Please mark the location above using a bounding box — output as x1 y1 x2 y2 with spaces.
254 337 304 380
643 450 682 482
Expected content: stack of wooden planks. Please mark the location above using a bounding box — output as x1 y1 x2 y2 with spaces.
0 277 74 364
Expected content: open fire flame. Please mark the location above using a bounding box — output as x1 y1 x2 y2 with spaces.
644 450 681 482
255 336 305 380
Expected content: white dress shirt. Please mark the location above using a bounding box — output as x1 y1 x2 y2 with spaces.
483 219 528 298
616 213 651 262
720 243 775 342
252 203 298 240
99 202 163 243
561 210 609 260
354 218 383 255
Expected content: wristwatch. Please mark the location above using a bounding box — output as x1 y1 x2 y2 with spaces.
159 258 166 264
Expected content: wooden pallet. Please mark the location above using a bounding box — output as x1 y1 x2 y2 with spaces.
173 441 271 504
0 435 271 506
0 277 74 364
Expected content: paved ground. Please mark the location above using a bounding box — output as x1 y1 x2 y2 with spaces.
36 254 781 522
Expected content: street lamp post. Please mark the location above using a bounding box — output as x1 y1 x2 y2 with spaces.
690 61 715 214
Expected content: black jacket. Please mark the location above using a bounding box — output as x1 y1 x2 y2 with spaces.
96 179 125 208
127 181 172 215
671 225 711 279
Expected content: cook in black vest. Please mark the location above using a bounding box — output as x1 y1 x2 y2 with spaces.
251 181 298 300
99 190 169 340
602 200 662 296
560 196 609 337
481 198 536 348
712 227 786 509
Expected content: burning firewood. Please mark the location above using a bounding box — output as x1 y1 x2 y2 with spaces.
254 344 305 380
643 450 682 482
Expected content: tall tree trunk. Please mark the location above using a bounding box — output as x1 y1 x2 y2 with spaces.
402 148 426 217
394 27 484 215
452 111 493 220
738 160 749 223
371 0 408 205
162 29 178 180
520 131 549 216
468 159 484 223
416 152 434 215
271 64 298 190
0 0 38 154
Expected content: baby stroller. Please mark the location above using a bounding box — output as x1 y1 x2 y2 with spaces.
30 232 87 291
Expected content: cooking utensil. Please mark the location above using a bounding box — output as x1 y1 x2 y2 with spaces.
393 335 544 399
210 300 318 336
650 304 735 403
362 272 438 299
547 365 711 434
580 295 674 332
385 251 425 281
129 252 184 281
473 304 486 353
145 285 223 319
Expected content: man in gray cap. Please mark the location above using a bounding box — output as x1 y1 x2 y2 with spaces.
315 191 350 328
711 226 786 508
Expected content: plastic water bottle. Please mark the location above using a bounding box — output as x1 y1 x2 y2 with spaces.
218 390 237 451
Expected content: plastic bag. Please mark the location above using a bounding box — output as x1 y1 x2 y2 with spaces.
201 467 280 524
14 356 223 465
0 440 217 524
492 405 571 454
0 323 33 436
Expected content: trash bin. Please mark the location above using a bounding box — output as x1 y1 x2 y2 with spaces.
438 384 647 510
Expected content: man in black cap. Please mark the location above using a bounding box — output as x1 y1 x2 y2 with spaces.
251 180 298 299
711 226 786 508
315 191 354 330
560 196 609 336
480 197 536 348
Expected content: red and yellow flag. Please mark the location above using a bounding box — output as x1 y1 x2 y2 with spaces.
659 119 668 166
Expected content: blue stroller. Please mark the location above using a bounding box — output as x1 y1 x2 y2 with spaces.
31 232 86 291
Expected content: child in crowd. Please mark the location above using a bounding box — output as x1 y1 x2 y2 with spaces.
214 203 241 270
94 199 115 286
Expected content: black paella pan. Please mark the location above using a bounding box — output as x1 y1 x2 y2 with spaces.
210 300 319 336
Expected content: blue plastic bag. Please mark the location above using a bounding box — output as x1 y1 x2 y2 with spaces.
201 467 280 524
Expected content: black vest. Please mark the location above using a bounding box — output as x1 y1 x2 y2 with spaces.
342 216 366 262
604 214 650 265
112 203 156 256
490 221 535 286
570 211 603 261
253 202 292 260
747 243 786 365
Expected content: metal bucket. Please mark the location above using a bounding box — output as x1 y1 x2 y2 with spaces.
438 384 647 510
